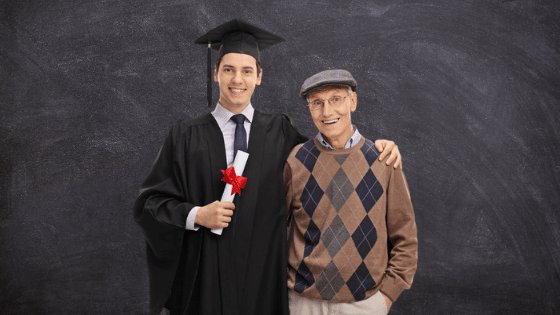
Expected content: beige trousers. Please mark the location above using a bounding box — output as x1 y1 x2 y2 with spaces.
289 290 389 315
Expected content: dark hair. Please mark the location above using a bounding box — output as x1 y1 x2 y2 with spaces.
214 55 262 75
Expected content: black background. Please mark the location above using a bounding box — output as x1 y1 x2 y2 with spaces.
1 0 559 314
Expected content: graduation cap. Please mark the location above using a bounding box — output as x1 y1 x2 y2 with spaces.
194 19 284 107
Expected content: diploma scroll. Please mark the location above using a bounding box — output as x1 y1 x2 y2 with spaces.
211 150 249 235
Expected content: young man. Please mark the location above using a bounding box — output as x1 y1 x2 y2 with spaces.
134 20 402 315
285 69 418 315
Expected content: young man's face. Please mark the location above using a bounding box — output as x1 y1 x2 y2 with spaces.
307 86 357 148
214 53 262 113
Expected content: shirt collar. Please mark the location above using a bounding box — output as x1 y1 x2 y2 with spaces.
316 126 362 150
212 102 254 128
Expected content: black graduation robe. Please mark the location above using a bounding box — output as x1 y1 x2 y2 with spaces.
134 111 306 315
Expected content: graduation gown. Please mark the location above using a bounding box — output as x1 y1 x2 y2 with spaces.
134 111 306 315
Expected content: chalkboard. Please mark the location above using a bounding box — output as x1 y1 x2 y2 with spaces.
1 0 559 314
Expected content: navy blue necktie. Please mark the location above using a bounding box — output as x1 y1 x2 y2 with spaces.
231 114 247 158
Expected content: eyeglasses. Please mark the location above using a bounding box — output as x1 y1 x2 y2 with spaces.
307 95 348 111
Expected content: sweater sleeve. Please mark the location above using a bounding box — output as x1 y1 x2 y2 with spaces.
379 167 418 302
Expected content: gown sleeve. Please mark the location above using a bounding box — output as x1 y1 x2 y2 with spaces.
281 114 308 154
133 124 195 260
281 114 306 227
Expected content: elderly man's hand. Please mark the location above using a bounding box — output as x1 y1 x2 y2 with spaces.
374 139 402 169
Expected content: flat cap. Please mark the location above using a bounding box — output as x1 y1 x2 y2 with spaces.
299 69 357 98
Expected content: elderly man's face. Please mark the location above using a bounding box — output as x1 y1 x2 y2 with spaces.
307 86 357 149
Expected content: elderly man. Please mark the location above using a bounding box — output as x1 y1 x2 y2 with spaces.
285 69 418 315
134 20 403 315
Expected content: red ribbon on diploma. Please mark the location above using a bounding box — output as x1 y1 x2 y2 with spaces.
221 166 247 195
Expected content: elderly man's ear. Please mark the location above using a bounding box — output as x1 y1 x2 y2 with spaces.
374 140 402 169
350 91 358 112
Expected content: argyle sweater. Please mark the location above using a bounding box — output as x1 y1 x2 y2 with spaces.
284 137 417 303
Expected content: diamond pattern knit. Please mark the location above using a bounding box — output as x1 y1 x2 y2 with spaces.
288 137 383 301
286 137 418 303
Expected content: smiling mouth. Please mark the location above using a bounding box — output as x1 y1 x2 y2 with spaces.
229 87 246 95
322 118 340 125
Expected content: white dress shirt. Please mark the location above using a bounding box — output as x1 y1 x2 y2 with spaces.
185 103 254 230
315 126 362 150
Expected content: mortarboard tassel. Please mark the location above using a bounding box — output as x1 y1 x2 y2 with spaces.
207 42 212 108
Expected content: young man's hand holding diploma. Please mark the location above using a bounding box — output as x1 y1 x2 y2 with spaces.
194 151 249 234
195 200 235 229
